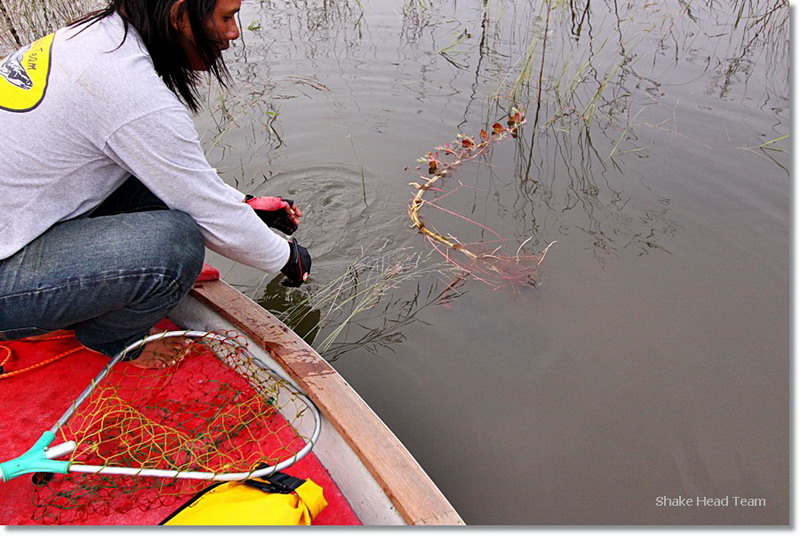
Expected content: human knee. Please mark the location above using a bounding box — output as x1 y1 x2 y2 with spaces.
155 211 205 285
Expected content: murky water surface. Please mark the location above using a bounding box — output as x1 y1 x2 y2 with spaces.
198 0 790 524
6 0 790 525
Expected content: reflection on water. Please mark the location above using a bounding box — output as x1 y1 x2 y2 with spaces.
3 0 789 525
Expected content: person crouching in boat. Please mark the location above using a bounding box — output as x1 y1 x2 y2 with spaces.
0 0 311 368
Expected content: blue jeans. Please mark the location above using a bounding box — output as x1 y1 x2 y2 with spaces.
0 177 204 357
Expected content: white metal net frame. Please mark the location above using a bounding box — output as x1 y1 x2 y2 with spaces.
43 330 322 482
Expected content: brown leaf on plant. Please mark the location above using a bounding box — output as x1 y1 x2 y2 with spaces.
507 112 523 129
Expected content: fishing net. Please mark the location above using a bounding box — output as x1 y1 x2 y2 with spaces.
29 331 319 525
408 111 555 291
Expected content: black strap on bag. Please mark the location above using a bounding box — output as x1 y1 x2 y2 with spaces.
243 471 305 494
159 471 305 525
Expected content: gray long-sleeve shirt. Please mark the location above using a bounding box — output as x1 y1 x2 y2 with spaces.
0 13 290 273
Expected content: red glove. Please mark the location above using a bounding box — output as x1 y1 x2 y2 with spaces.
245 195 300 235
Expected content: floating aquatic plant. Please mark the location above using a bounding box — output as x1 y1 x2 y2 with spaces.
408 111 555 291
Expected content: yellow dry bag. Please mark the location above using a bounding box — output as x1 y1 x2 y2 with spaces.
160 472 327 526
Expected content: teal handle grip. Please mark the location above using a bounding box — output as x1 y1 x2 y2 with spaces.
0 431 70 481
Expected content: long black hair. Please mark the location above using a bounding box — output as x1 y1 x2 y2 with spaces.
70 0 229 112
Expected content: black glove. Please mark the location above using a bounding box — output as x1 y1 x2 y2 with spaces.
281 238 311 287
245 195 298 235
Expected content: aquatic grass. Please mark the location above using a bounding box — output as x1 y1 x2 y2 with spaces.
401 0 433 29
507 24 541 111
732 0 787 29
483 2 698 263
273 242 458 361
605 109 644 162
202 106 250 157
0 0 20 48
0 0 101 52
438 27 472 69
345 134 367 205
756 134 789 151
352 0 365 32
490 1 654 141
736 134 790 173
298 0 366 36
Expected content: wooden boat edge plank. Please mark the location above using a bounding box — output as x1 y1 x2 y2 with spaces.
187 279 464 526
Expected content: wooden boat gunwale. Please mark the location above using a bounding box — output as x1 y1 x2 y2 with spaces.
172 278 464 526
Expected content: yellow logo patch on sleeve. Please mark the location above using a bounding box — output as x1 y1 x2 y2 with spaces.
0 33 55 112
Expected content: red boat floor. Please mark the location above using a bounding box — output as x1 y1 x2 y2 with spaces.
0 325 361 526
